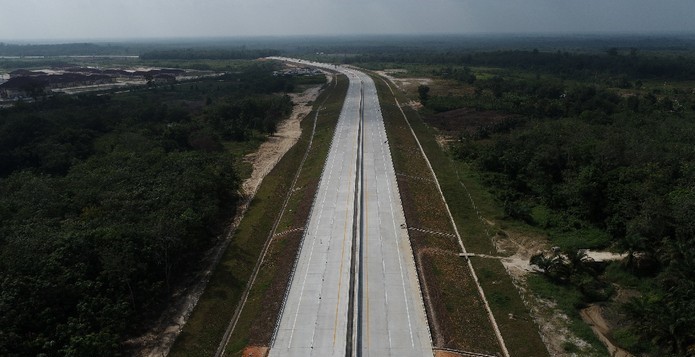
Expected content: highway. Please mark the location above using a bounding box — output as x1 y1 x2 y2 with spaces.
269 59 432 357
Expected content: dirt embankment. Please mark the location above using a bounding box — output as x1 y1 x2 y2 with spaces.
494 232 573 356
241 76 331 196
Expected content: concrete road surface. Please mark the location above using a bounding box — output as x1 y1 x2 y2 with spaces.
269 59 432 357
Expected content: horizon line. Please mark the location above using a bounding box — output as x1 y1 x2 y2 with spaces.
3 31 695 45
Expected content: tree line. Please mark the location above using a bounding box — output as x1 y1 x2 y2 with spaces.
347 49 695 81
139 48 280 60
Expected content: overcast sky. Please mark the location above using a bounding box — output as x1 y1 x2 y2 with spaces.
1 0 694 41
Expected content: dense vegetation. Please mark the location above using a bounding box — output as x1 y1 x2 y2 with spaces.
0 62 303 356
417 51 694 356
348 49 695 81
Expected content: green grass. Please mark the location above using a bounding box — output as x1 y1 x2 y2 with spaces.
398 103 499 254
472 257 550 357
549 227 612 251
611 326 656 355
169 75 347 356
426 252 501 354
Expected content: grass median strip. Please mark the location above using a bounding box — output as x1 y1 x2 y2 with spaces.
169 74 348 357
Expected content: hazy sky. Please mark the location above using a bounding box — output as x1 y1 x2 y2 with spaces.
1 0 694 41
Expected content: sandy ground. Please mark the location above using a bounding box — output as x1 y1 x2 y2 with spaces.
241 77 329 196
585 250 626 262
128 76 329 357
375 69 432 93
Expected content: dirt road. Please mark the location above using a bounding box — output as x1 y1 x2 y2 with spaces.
241 79 330 196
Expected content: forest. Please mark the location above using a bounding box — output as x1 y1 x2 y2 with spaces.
416 50 694 356
0 62 300 356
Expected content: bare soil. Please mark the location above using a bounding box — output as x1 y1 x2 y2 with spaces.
434 350 474 357
496 231 549 280
241 80 329 196
585 250 626 262
423 107 518 137
240 345 269 357
375 69 432 93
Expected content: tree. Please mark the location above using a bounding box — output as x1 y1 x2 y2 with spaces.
530 252 571 283
624 293 694 356
566 249 594 275
418 84 430 103
264 117 277 136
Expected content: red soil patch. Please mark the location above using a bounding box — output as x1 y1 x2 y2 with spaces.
424 108 519 137
241 345 268 357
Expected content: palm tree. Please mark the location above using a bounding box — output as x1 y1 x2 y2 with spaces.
566 248 594 275
615 233 645 271
624 289 695 356
530 253 553 272
530 252 571 283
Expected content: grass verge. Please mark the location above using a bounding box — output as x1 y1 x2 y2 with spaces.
472 257 551 357
168 74 348 356
373 75 502 355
